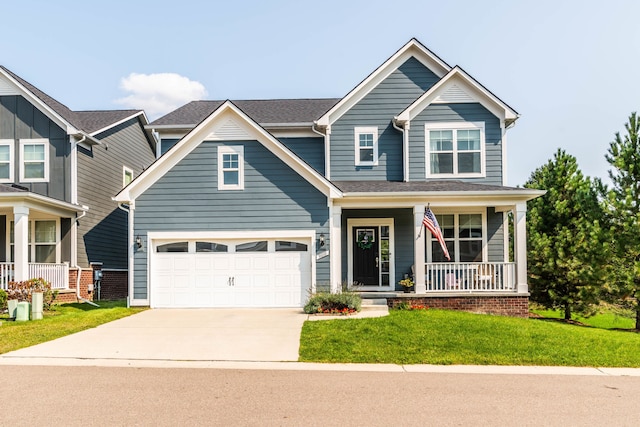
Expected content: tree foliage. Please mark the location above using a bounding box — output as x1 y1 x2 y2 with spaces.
604 112 640 329
525 149 606 319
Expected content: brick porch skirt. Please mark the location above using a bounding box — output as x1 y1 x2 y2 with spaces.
52 265 128 304
386 294 529 318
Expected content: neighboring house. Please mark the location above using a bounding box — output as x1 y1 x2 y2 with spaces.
116 39 543 316
0 66 156 301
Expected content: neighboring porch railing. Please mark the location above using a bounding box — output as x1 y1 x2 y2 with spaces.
424 262 516 292
0 262 69 290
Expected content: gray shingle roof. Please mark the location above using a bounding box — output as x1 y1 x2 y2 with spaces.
150 98 341 127
1 65 143 134
0 183 28 193
331 180 526 193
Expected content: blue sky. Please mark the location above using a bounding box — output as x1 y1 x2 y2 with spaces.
2 0 639 185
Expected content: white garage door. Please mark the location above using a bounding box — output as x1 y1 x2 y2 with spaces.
150 239 311 308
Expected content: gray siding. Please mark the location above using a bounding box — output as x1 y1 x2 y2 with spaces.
330 57 439 180
77 117 155 268
409 103 503 185
278 137 325 175
0 95 70 201
487 208 504 262
160 138 180 156
133 140 330 299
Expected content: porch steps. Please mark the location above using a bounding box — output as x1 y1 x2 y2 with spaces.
359 298 389 314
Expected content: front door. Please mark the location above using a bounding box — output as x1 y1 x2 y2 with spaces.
353 227 379 285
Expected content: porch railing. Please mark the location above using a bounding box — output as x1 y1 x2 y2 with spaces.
424 262 516 292
0 262 69 290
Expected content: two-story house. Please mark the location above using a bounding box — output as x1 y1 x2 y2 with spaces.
115 39 543 316
0 66 156 302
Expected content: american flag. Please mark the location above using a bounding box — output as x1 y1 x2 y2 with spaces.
423 207 451 261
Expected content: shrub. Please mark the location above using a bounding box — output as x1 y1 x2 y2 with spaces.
7 278 58 310
0 288 6 310
304 291 362 315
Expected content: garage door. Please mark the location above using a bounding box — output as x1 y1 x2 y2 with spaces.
150 239 311 308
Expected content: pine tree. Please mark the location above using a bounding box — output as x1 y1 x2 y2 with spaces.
525 149 606 319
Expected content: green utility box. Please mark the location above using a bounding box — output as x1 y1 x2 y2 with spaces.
15 302 29 321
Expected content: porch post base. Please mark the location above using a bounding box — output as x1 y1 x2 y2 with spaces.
517 283 529 294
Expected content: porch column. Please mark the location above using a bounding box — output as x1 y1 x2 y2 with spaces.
329 205 342 293
13 206 29 282
513 202 528 293
414 204 426 293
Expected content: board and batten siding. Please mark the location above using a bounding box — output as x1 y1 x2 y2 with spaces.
77 117 155 268
0 95 70 201
330 57 439 181
409 103 503 185
132 140 330 300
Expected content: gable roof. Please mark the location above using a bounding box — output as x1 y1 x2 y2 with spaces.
315 38 452 128
115 100 342 203
395 66 519 126
148 98 341 129
0 65 152 140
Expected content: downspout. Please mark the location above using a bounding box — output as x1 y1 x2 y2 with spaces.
74 209 99 307
117 202 133 308
392 118 409 182
312 122 330 179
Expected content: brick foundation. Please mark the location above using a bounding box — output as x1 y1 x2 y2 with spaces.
98 270 128 300
387 294 530 318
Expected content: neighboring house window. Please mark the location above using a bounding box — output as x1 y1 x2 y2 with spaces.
19 139 49 182
218 145 244 190
0 140 14 183
123 166 133 187
354 127 378 166
9 219 58 263
426 123 484 177
428 213 484 263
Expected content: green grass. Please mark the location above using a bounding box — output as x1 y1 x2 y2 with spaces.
531 307 635 330
299 309 640 367
0 300 146 354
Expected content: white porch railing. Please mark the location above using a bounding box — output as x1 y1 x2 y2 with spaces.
424 262 516 292
0 262 69 290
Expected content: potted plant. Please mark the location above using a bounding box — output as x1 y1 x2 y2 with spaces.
398 277 414 293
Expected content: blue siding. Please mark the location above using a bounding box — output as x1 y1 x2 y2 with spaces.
487 208 504 262
409 103 503 185
160 138 180 156
133 140 330 299
330 57 439 180
278 137 325 175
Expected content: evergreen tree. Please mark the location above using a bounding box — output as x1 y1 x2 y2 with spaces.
605 112 640 329
525 149 606 319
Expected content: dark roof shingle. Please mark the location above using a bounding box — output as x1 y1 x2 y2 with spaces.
331 180 525 193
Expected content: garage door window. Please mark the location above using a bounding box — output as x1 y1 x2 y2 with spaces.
157 242 189 252
275 241 308 252
236 241 268 252
196 242 228 253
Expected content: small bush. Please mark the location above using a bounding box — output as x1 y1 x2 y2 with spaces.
7 278 58 310
0 288 7 310
304 291 362 315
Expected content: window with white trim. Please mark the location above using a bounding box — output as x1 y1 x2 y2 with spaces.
19 139 49 182
354 127 378 166
426 123 484 177
218 145 244 190
10 219 58 263
0 140 14 183
123 166 133 187
427 213 484 263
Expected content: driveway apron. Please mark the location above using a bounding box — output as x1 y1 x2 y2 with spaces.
2 309 307 362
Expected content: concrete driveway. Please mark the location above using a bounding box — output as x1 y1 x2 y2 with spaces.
2 309 308 362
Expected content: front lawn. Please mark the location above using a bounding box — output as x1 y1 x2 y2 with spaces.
299 309 640 367
0 300 145 354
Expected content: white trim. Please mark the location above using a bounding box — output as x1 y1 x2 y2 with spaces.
329 203 342 293
217 145 244 190
8 216 61 264
425 209 487 263
425 122 485 178
346 218 395 291
122 166 134 188
19 138 49 183
354 127 379 166
0 139 14 183
501 122 508 186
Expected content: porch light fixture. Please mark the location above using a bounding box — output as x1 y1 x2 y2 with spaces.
319 233 325 247
135 235 142 249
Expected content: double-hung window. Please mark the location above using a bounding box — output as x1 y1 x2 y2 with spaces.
20 139 49 182
0 140 14 183
427 213 485 263
218 145 244 190
354 127 378 166
10 219 58 263
426 122 484 177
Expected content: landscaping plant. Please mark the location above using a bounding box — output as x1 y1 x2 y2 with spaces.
304 291 362 315
7 278 58 310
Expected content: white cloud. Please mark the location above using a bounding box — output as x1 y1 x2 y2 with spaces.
115 72 208 119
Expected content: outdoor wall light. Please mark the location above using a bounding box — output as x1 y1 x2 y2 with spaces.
135 235 142 249
319 233 325 247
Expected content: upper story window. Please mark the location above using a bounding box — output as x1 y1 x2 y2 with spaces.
19 139 49 183
0 140 14 183
425 122 485 178
354 127 378 166
123 166 133 187
218 145 244 190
